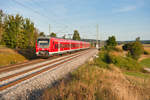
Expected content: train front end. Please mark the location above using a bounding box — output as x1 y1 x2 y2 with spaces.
36 37 51 56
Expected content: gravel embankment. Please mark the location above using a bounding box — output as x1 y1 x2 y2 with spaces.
0 49 98 100
0 54 82 86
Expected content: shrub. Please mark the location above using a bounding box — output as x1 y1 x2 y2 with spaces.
144 50 149 55
129 41 144 60
94 51 110 68
95 51 142 71
122 41 144 60
109 55 142 71
122 43 132 51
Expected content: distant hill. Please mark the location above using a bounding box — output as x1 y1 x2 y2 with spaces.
117 40 150 44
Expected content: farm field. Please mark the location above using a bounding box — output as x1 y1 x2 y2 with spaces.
144 44 150 53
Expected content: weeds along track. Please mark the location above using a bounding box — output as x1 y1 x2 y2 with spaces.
0 49 91 92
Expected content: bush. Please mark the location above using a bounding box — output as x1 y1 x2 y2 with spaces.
94 51 110 68
95 51 142 71
129 41 144 60
109 55 142 71
122 43 132 51
122 41 144 60
144 50 149 55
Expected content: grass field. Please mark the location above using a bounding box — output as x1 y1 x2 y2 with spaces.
124 71 150 79
140 58 150 68
143 44 150 47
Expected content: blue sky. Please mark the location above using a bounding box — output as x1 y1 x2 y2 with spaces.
0 0 150 41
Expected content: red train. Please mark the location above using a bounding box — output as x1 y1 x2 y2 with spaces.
36 37 90 56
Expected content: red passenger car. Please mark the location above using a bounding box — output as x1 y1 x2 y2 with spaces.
36 37 90 56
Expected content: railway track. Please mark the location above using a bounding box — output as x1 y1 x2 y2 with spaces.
0 50 85 73
0 49 91 93
0 52 72 73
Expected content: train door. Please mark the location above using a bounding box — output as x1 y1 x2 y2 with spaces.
58 42 60 52
54 41 58 52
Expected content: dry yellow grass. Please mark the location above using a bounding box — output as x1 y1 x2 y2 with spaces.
138 45 150 61
116 44 123 50
41 45 150 100
41 63 150 100
110 45 127 57
144 44 150 53
144 47 150 54
0 46 27 66
139 55 150 61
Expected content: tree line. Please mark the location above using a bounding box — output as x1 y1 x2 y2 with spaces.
0 9 83 49
0 10 41 49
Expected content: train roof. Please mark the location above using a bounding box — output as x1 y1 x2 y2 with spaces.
37 37 89 44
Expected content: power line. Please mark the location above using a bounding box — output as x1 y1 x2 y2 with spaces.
12 0 50 20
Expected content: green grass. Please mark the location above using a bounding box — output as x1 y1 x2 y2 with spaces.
124 71 150 79
140 58 150 68
95 50 142 71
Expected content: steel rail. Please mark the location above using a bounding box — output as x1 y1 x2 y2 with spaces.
0 50 86 73
0 50 90 91
0 51 85 82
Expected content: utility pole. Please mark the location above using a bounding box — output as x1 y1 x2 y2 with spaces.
96 24 99 49
49 24 51 35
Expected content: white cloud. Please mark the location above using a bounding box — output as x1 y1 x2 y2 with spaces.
115 5 137 13
113 0 145 13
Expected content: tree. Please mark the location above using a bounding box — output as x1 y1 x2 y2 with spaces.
129 41 144 60
122 37 144 60
72 30 80 40
2 14 24 48
136 37 140 42
39 32 45 37
106 36 117 49
0 10 4 43
22 18 36 48
1 12 38 49
50 32 56 37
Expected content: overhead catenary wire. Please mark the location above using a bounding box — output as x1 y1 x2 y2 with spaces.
11 0 70 35
12 0 50 21
11 0 99 40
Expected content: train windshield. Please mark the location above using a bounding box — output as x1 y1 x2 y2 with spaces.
38 39 50 48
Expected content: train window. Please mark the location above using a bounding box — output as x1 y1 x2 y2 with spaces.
38 39 49 45
55 44 58 49
37 38 50 48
